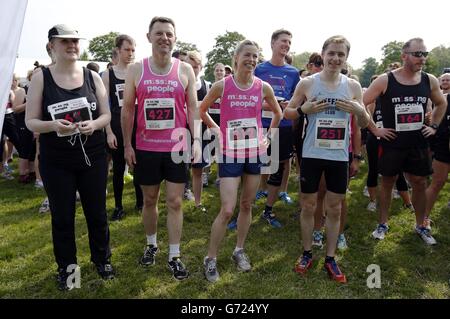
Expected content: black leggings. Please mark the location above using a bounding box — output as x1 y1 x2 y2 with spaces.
366 135 408 191
110 147 143 209
40 157 111 269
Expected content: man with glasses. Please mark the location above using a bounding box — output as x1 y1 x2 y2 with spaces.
363 38 447 245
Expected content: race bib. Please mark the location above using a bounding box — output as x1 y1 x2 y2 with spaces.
48 97 92 137
395 104 423 132
144 98 175 130
115 83 125 107
262 111 274 119
227 118 258 150
209 100 221 114
315 118 347 149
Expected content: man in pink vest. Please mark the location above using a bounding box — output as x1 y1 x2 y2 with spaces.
122 16 200 280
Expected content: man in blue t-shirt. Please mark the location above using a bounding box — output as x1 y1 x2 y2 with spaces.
255 29 300 228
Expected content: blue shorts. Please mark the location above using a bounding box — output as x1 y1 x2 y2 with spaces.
219 157 262 178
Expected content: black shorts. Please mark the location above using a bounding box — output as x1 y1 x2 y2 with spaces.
17 125 36 161
378 146 432 177
431 140 450 164
300 157 349 194
192 123 211 169
268 126 294 162
361 128 368 146
135 151 188 185
293 116 304 159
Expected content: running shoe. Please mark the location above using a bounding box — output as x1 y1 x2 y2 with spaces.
255 190 268 200
324 259 347 283
232 249 251 272
294 255 313 275
279 192 293 205
415 225 437 245
204 257 219 283
312 230 324 249
227 218 238 231
372 223 389 240
140 245 159 266
168 257 189 280
363 186 370 197
39 198 50 214
367 201 377 212
337 233 348 250
260 211 282 228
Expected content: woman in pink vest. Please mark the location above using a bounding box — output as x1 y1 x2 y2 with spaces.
199 40 282 282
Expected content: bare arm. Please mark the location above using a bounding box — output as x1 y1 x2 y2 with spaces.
101 69 117 149
78 71 111 136
429 75 447 126
122 63 139 147
12 88 26 113
121 63 140 168
350 116 362 177
335 79 370 129
283 78 310 120
263 82 282 134
25 70 76 135
182 63 201 141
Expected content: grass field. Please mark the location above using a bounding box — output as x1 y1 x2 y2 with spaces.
0 159 449 299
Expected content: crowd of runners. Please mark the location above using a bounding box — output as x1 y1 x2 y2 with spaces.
1 16 449 290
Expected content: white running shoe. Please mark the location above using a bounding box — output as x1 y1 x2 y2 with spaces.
372 223 389 240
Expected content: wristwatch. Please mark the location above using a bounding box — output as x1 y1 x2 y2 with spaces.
430 123 439 130
296 106 304 117
353 154 363 161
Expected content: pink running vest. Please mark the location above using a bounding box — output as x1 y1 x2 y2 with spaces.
135 58 188 152
220 76 265 158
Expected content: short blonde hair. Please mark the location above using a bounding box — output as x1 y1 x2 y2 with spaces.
187 50 202 66
233 40 260 69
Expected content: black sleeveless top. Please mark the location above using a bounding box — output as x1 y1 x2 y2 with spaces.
197 78 208 101
40 67 105 165
380 72 431 149
109 67 125 116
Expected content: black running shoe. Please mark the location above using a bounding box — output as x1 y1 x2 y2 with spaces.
168 257 189 280
140 245 158 266
111 207 125 221
56 267 70 291
95 263 115 280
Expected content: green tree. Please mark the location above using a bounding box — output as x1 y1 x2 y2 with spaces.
292 51 312 71
377 41 404 74
427 45 450 76
359 57 379 88
175 41 199 53
204 31 246 82
88 32 119 62
79 50 90 61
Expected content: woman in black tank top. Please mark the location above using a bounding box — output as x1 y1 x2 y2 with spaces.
25 24 114 290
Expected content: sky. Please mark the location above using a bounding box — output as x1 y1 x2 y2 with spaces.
17 0 450 73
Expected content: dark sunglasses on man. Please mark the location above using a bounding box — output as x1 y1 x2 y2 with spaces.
312 61 323 67
406 51 429 58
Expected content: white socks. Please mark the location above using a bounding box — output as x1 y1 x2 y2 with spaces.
146 234 157 247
